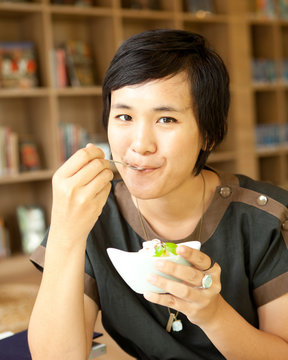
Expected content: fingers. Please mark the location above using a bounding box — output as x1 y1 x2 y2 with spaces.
56 144 105 178
85 166 114 199
154 259 203 287
72 157 112 188
177 245 213 272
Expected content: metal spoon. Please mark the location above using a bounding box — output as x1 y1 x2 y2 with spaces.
108 159 145 171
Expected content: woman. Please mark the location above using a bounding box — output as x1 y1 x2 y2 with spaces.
29 29 288 359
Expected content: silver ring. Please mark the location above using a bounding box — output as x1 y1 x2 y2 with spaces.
201 274 212 289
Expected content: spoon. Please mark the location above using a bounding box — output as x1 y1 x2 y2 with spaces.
108 159 145 171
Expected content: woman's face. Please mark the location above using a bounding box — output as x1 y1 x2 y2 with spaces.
107 71 203 200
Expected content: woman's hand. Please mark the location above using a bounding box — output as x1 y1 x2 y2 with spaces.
144 245 221 328
49 144 113 247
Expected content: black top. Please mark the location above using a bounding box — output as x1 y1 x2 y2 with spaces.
31 170 288 360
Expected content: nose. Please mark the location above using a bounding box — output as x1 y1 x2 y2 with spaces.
131 122 157 155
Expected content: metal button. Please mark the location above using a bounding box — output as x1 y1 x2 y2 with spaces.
282 220 288 231
256 195 268 206
219 186 231 198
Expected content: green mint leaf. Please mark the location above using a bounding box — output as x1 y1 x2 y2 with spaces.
165 242 177 256
154 245 164 257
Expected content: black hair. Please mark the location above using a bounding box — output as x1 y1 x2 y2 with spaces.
102 29 230 174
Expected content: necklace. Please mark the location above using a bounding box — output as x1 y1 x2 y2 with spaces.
135 171 206 333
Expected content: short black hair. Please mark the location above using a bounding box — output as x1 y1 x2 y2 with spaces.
102 29 230 175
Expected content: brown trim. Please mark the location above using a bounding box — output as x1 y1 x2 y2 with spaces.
114 171 288 249
84 273 100 307
233 187 288 223
254 272 288 307
29 244 45 269
114 171 237 245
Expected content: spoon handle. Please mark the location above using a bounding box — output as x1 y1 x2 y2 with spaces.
108 159 144 171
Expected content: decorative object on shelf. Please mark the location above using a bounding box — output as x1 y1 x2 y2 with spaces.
185 0 214 16
16 205 46 254
0 42 38 89
19 139 41 172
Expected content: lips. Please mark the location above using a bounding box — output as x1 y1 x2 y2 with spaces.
129 163 157 171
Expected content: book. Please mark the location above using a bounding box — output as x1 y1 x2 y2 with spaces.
59 122 90 162
0 330 103 360
0 42 38 89
52 47 68 88
64 41 95 87
16 205 46 254
0 217 10 258
122 0 160 10
279 0 288 18
0 126 19 176
255 0 276 18
19 139 41 172
51 0 93 6
251 58 277 83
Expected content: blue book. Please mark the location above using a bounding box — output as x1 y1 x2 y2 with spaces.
0 330 102 360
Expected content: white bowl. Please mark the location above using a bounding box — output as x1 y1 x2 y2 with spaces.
107 241 201 294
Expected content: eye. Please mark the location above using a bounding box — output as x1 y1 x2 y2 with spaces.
117 114 132 121
158 117 177 124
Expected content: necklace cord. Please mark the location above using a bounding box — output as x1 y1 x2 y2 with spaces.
134 171 206 331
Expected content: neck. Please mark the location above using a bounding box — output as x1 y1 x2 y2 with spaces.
133 171 210 240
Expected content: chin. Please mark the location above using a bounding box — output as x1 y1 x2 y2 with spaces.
124 179 167 200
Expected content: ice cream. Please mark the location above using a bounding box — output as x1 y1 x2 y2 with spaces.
138 239 177 257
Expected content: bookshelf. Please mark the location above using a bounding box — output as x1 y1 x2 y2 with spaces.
0 0 287 260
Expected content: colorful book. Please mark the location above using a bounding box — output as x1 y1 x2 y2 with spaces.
65 41 95 87
59 122 90 162
0 42 38 89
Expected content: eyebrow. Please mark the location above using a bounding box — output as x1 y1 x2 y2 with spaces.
111 103 185 113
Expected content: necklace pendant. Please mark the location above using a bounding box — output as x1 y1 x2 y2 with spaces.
166 313 175 332
172 319 183 332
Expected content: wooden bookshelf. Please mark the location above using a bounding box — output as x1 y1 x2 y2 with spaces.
0 0 287 259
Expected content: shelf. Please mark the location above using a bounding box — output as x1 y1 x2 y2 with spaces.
182 13 228 23
53 86 102 96
49 4 113 17
0 2 43 13
256 144 288 157
0 170 53 185
208 151 236 163
0 88 50 98
251 82 288 91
